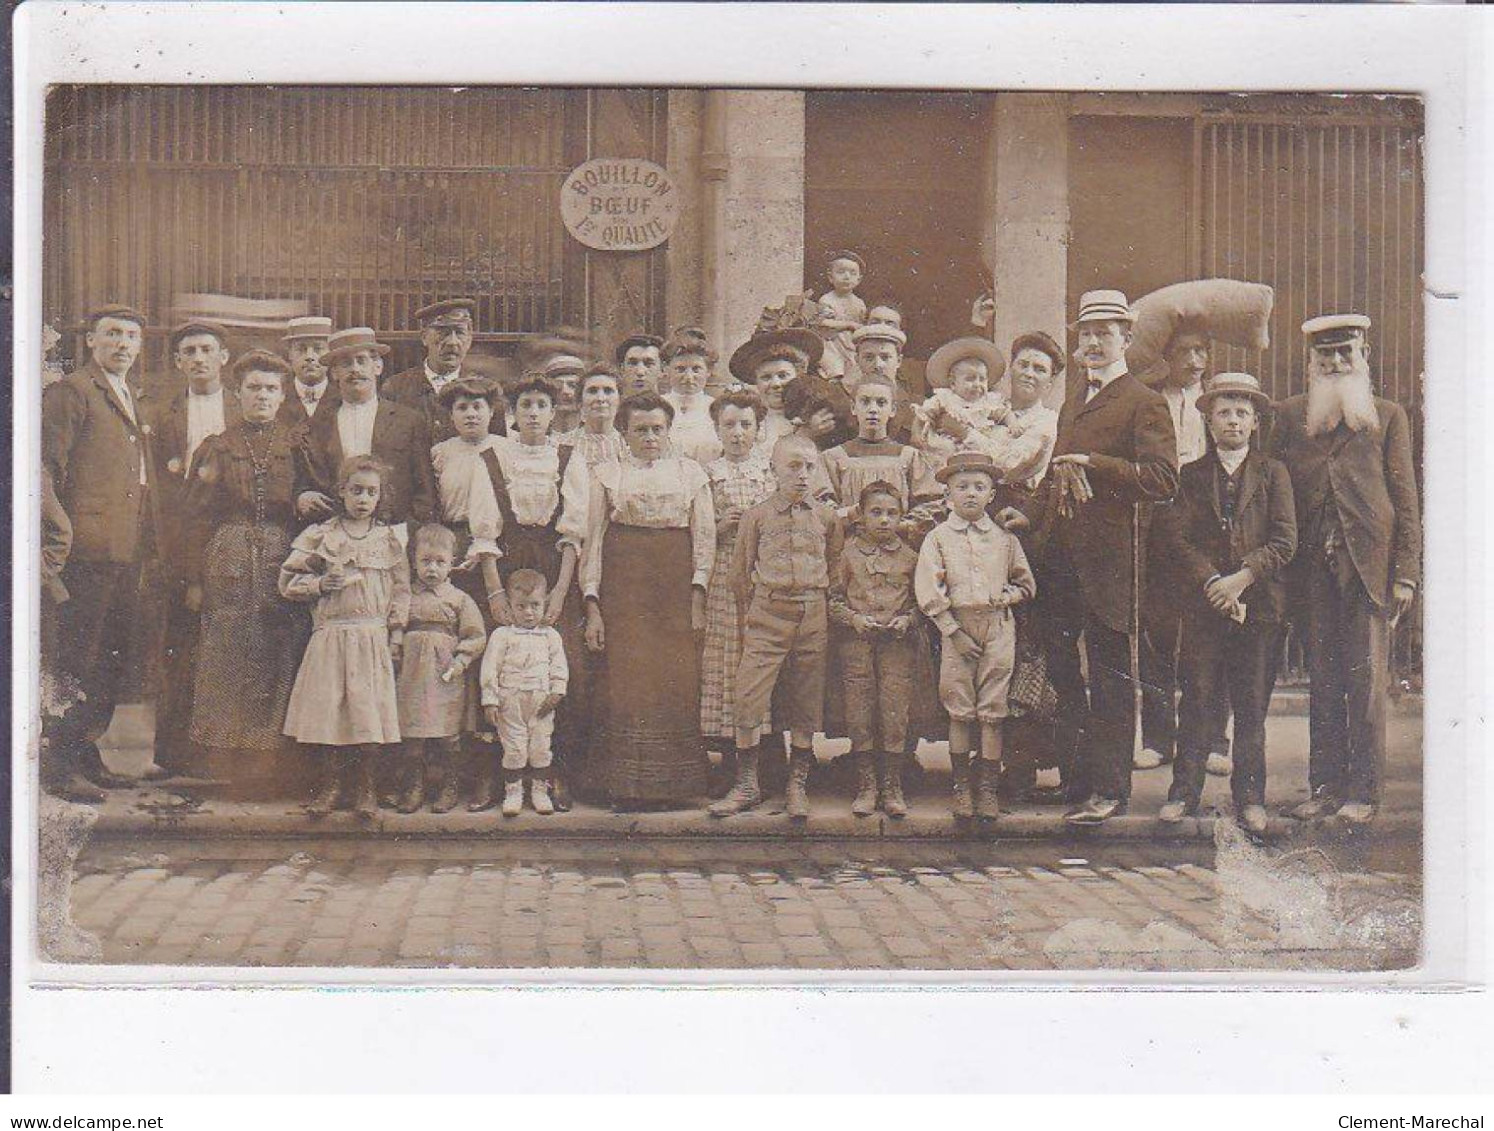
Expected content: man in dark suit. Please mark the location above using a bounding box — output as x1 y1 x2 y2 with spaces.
298 326 437 532
41 304 160 798
1269 314 1420 825
382 299 505 445
149 320 241 778
277 315 337 431
1002 290 1179 825
1154 373 1297 834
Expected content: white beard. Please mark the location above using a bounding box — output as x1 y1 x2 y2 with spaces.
1306 364 1379 436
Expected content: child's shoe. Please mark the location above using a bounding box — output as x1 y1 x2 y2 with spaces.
950 752 974 818
850 753 878 817
973 757 1001 821
530 775 554 815
878 754 908 820
501 775 524 818
467 762 497 813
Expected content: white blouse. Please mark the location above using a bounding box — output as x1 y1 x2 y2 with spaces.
485 435 590 552
581 453 716 598
665 391 723 465
432 435 504 560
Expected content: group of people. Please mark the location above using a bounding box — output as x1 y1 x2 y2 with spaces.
39 257 1421 832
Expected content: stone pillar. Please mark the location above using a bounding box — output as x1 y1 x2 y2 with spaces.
664 89 705 335
704 91 806 368
982 93 1071 407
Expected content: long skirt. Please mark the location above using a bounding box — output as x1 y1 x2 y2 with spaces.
190 521 305 751
594 524 707 803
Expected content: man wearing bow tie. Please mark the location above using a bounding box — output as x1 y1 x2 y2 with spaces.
41 304 163 800
1000 290 1179 825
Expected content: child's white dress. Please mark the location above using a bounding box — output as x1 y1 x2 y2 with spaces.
912 387 1015 472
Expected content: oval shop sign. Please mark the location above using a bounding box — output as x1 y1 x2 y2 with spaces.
560 158 679 252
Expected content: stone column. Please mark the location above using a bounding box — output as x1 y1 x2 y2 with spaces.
982 93 1071 407
704 91 806 368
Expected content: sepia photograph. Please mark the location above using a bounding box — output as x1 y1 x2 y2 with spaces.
25 77 1434 978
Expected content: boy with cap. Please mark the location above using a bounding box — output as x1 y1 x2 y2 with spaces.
1155 373 1296 834
817 250 869 380
383 299 506 445
279 315 337 430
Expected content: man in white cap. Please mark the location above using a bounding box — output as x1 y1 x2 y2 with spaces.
299 327 436 531
789 321 917 449
1269 314 1420 825
278 315 336 429
1000 290 1179 825
384 299 505 445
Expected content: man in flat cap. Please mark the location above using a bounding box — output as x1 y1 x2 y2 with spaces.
790 322 917 450
150 320 241 779
384 299 505 445
299 327 437 533
1269 314 1420 824
41 304 162 799
615 333 665 398
278 315 337 431
1001 290 1179 826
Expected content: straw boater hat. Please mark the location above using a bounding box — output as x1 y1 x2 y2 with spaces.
1070 289 1139 329
415 298 476 328
323 326 390 364
541 353 587 378
282 315 333 343
728 327 825 383
1302 313 1371 347
167 319 229 353
925 337 1007 390
935 449 1001 485
1197 372 1272 414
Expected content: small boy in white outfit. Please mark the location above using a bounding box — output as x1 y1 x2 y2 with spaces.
481 569 569 816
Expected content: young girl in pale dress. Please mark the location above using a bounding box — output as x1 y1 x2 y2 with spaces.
699 389 776 785
280 455 411 821
389 523 487 813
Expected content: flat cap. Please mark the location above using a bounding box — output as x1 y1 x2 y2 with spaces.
282 315 333 342
168 320 229 352
541 353 587 377
851 323 907 350
414 298 477 328
1302 313 1371 346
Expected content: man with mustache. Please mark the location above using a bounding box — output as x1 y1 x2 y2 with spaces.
383 299 505 445
1269 314 1420 825
150 320 241 779
999 291 1179 826
41 304 161 799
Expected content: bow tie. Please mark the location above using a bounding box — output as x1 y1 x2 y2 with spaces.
1086 377 1104 395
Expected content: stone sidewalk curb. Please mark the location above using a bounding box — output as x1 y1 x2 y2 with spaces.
87 802 1419 844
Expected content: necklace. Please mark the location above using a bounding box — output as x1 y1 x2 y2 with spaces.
241 421 275 525
336 516 374 541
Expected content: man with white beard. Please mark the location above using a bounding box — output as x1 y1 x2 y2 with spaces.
1269 314 1420 824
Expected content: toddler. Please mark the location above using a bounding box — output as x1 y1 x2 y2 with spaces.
481 569 569 816
913 338 1014 473
280 455 411 821
817 250 868 380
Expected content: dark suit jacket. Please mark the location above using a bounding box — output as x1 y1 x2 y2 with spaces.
1153 448 1297 625
150 387 243 577
41 362 158 564
1021 369 1180 634
301 397 437 527
1267 394 1421 607
382 366 506 447
277 383 339 432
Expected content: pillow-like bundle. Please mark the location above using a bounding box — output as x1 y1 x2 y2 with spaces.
1126 279 1275 380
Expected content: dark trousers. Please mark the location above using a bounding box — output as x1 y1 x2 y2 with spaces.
45 559 144 779
1168 614 1284 810
1140 600 1231 760
1302 562 1389 805
841 631 916 754
153 580 200 774
1040 551 1135 803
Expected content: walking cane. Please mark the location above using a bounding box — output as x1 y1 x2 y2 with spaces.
1131 501 1142 756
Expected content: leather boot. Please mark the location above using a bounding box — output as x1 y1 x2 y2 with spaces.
878 753 908 819
349 752 378 822
466 759 497 813
550 770 572 813
950 752 974 818
432 751 465 814
974 756 1001 821
396 757 426 814
304 752 341 819
708 747 761 818
850 752 878 817
785 749 813 821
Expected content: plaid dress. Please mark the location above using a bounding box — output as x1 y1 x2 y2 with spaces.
699 451 776 738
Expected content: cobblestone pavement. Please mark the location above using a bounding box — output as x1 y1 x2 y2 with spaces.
65 831 1420 973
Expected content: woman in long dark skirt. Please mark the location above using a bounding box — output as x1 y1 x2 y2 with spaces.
185 351 312 800
582 392 716 809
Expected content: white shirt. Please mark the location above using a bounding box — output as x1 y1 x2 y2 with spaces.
425 364 459 395
1083 359 1129 401
296 377 329 417
104 372 147 484
1216 445 1249 476
1164 382 1208 466
185 387 227 474
337 396 379 458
